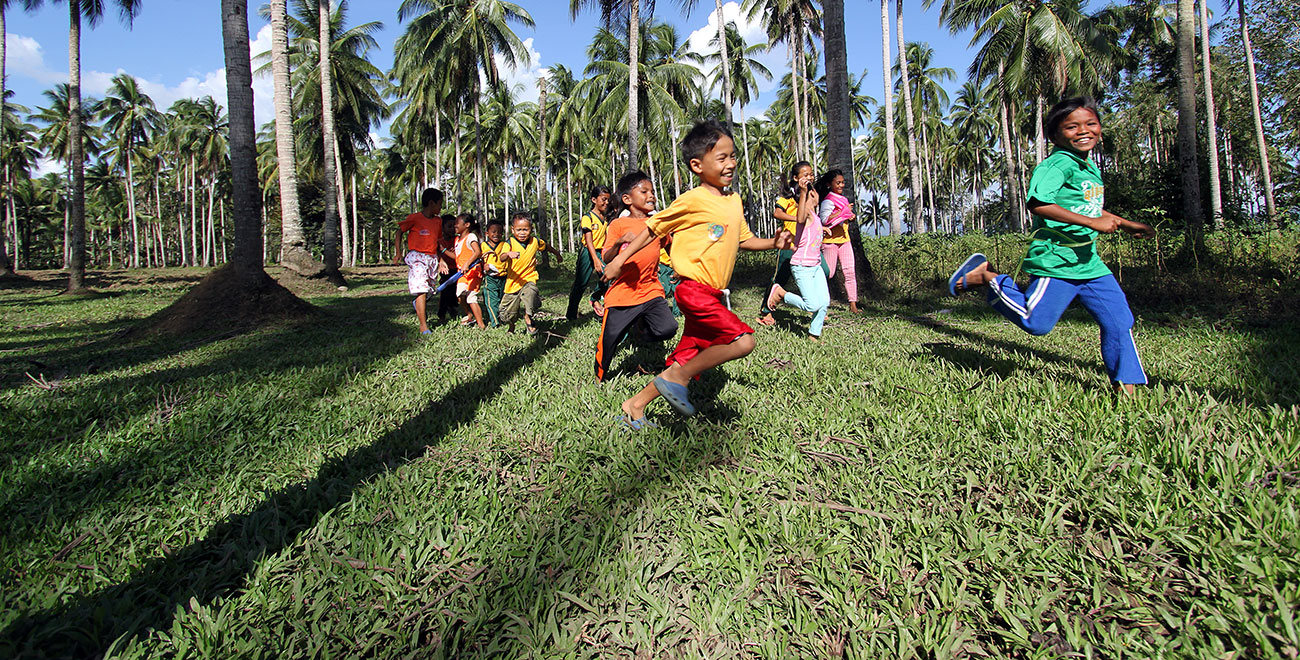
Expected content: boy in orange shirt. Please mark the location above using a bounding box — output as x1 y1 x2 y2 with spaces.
596 171 679 382
394 188 450 335
603 121 793 427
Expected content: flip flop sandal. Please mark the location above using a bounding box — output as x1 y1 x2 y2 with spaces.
618 414 659 431
653 377 696 416
948 253 988 297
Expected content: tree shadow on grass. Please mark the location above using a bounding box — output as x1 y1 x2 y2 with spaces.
0 317 595 657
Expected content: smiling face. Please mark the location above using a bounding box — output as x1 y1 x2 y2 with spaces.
1052 107 1102 154
511 218 532 242
454 216 469 235
831 174 845 195
622 179 656 216
795 165 813 190
690 134 737 192
486 224 503 244
592 192 611 215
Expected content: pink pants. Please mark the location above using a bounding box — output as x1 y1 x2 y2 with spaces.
821 242 857 302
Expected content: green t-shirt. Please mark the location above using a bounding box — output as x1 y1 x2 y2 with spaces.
1020 148 1111 280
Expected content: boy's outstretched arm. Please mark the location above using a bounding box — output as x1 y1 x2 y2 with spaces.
1028 200 1119 233
546 243 564 262
740 229 794 252
601 227 658 282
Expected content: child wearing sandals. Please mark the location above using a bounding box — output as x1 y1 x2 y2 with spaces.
602 120 792 427
949 96 1155 394
595 171 679 382
496 213 563 336
765 166 830 341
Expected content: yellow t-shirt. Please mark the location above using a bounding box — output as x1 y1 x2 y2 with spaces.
645 187 754 290
776 196 799 237
824 223 849 244
580 213 607 255
497 236 547 294
659 245 672 267
482 239 505 275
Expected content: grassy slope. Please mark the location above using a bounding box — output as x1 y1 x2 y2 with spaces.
1 247 1297 659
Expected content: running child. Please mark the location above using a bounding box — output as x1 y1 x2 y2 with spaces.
816 169 860 314
757 161 815 326
766 166 829 341
481 220 507 327
949 96 1155 394
394 188 450 335
567 185 612 320
497 213 564 336
454 213 486 328
602 120 793 427
595 171 679 382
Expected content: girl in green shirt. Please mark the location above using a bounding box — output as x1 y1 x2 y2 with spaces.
948 97 1156 394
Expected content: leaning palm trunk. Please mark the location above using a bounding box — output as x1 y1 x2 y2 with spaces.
895 0 924 233
270 0 321 277
1175 0 1205 248
318 0 344 284
66 0 88 291
788 29 805 160
1239 0 1276 224
997 63 1022 233
880 0 902 235
1199 0 1221 228
627 0 640 170
126 148 138 267
334 135 350 266
537 78 548 241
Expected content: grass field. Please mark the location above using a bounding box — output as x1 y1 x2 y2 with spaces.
2 239 1298 659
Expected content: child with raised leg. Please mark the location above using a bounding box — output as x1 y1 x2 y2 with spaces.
602 121 793 427
394 188 450 335
497 213 563 336
766 166 829 341
756 161 814 326
949 97 1155 394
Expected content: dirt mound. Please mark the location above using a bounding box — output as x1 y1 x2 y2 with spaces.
131 264 318 339
276 268 349 297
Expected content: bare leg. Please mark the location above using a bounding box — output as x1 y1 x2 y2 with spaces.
414 293 429 333
849 301 860 314
1114 382 1137 396
469 301 485 328
622 335 757 419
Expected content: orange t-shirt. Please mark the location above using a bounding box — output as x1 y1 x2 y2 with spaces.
645 187 754 290
399 212 442 254
603 216 664 308
455 232 482 290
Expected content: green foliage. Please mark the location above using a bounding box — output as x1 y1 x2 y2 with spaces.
1 253 1298 657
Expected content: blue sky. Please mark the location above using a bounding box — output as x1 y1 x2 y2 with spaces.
3 1 978 142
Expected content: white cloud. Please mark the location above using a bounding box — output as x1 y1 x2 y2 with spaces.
684 2 787 110
491 37 546 104
7 29 275 128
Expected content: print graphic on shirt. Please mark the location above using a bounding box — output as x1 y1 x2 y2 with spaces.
1072 180 1104 218
708 224 725 241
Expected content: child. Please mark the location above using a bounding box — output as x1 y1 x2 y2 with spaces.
481 220 507 328
595 171 679 382
757 162 815 326
766 167 829 341
949 96 1155 394
497 213 564 336
394 188 450 335
454 213 486 328
816 169 860 314
437 214 459 322
567 185 613 320
602 120 793 427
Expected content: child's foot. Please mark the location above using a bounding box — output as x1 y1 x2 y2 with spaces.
621 398 648 423
653 376 695 416
955 262 994 291
849 302 860 314
949 253 991 296
755 312 776 326
526 324 539 336
592 300 605 317
808 334 821 342
766 284 786 311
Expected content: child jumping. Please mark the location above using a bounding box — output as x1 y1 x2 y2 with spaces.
766 166 829 341
816 169 860 314
454 213 486 328
496 212 564 336
394 188 450 335
595 171 679 382
756 161 814 326
481 220 507 327
602 120 793 428
949 96 1155 394
567 185 612 320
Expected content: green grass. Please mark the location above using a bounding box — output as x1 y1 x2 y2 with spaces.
1 241 1298 659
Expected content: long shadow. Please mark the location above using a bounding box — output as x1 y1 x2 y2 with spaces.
1 317 592 657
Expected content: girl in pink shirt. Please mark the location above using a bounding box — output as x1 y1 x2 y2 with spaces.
766 167 830 340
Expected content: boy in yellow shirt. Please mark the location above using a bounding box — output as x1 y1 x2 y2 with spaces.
602 121 793 427
496 213 563 336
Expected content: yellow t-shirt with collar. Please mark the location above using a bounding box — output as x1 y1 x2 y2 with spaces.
580 212 608 255
496 236 548 294
776 196 799 237
645 187 754 291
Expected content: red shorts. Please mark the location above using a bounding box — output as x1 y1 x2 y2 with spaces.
667 278 754 367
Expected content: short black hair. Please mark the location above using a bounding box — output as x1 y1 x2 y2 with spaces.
421 188 443 207
511 212 532 226
487 219 505 230
589 184 612 200
680 120 732 163
1044 97 1100 140
611 170 651 217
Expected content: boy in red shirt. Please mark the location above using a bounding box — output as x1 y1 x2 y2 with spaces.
596 171 678 382
394 188 451 335
603 121 793 427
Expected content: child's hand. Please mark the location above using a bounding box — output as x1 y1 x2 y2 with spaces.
1119 218 1156 239
438 261 450 275
1087 214 1120 234
822 227 832 238
506 251 520 260
602 261 623 282
774 229 794 250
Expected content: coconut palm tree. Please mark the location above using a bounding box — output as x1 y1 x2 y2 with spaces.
31 83 104 266
1 0 44 275
1198 0 1221 227
268 0 320 277
879 0 902 234
703 20 771 200
25 0 142 291
1236 0 1276 224
893 0 925 232
1175 0 1204 248
570 0 645 168
223 0 265 276
822 0 875 289
99 73 160 268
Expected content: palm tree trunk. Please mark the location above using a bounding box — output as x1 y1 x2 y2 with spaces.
789 25 805 160
1176 0 1205 248
627 0 640 170
715 0 733 126
126 152 139 268
66 0 88 291
996 61 1023 233
454 111 463 207
566 147 574 250
895 0 924 233
0 2 13 277
880 0 902 235
474 100 484 212
537 77 548 238
190 156 198 265
351 171 359 265
1034 95 1046 163
270 0 319 276
434 109 442 186
1238 0 1276 224
669 112 682 197
824 0 872 290
1198 0 1222 228
318 0 344 283
740 112 754 204
333 134 350 267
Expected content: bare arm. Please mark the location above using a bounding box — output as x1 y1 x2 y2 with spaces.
546 243 564 262
582 231 603 272
601 227 657 282
602 230 638 263
1028 200 1119 233
741 229 793 252
393 230 405 264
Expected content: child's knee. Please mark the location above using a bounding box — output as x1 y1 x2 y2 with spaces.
733 334 756 356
